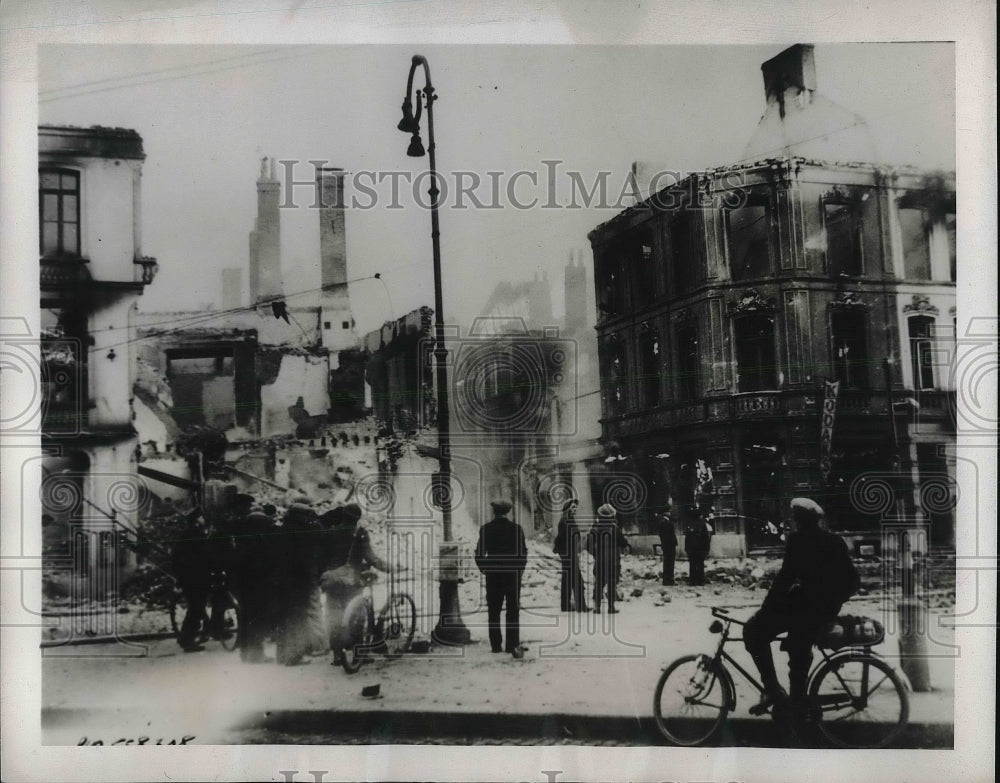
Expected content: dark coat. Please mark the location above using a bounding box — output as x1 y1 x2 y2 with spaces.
763 526 860 618
656 514 678 551
683 517 713 558
475 515 528 575
586 519 629 577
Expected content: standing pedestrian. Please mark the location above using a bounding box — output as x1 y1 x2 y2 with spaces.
234 508 274 663
172 508 212 652
684 507 712 586
475 500 527 655
656 508 678 586
554 499 587 612
274 499 318 665
587 504 629 614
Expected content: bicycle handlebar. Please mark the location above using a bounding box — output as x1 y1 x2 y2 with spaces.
711 606 748 625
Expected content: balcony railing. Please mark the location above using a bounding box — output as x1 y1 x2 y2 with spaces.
601 386 956 438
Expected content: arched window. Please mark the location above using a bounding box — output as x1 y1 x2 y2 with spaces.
39 169 81 258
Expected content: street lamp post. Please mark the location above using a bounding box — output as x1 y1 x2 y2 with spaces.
397 54 471 645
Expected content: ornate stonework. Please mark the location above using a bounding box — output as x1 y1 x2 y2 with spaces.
828 290 869 309
727 288 775 315
902 294 939 316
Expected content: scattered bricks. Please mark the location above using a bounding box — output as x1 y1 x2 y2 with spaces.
751 567 765 579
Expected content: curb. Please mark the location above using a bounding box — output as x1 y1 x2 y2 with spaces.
230 709 954 747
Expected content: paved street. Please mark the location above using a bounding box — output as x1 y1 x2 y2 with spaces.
42 589 955 748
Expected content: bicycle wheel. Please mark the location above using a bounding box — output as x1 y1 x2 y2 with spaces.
217 591 239 651
653 654 734 746
169 596 182 637
808 653 909 748
378 592 416 658
341 597 374 674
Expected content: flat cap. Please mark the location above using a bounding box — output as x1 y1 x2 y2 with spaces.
790 497 824 517
596 503 617 518
490 500 512 515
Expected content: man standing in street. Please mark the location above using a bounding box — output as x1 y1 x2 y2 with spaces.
588 503 630 614
683 506 712 586
475 500 527 655
655 507 678 586
233 508 274 663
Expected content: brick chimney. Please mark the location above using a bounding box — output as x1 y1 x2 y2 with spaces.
743 43 878 164
762 43 816 118
249 156 282 304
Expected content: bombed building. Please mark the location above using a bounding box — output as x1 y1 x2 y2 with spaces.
588 44 956 550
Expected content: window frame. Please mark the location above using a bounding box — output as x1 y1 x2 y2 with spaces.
638 326 662 409
823 198 865 277
725 192 773 282
907 314 937 391
39 168 82 259
732 311 778 393
674 319 700 402
829 308 871 389
898 204 933 281
669 212 699 294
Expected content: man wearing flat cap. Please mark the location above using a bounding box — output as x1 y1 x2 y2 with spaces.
744 497 860 716
475 500 528 654
587 504 630 614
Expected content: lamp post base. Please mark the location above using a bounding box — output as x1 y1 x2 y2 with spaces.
432 580 472 646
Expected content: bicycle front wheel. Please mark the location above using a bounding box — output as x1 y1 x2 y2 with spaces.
218 591 240 651
378 592 416 658
653 654 733 746
341 597 374 674
808 653 909 748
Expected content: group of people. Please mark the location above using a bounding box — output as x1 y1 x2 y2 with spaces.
653 507 714 587
552 499 713 618
553 500 631 614
175 487 859 726
171 493 390 665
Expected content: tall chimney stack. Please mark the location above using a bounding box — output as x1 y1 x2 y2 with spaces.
249 156 282 304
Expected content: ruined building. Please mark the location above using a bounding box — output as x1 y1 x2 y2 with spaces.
134 160 364 454
588 44 956 550
39 125 159 594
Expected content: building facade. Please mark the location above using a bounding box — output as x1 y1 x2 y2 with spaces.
39 125 159 595
588 46 956 549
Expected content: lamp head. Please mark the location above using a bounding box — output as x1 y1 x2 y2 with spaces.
397 97 420 134
406 133 426 158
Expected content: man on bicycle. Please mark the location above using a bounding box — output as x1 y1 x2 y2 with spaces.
744 497 859 716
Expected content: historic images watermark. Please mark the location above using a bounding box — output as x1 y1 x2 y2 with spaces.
275 159 751 212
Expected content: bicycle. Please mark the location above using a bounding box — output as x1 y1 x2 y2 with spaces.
653 606 909 748
337 569 416 674
170 570 240 652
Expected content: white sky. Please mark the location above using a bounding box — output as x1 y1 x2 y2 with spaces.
38 42 955 335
